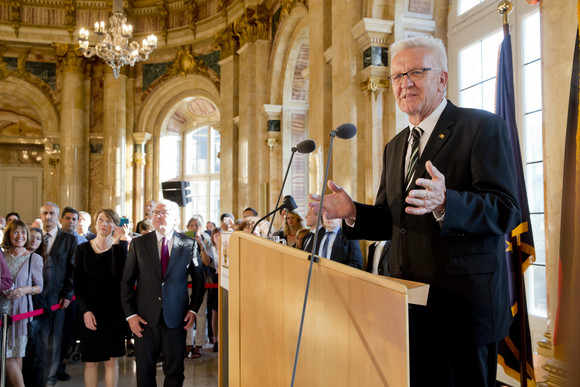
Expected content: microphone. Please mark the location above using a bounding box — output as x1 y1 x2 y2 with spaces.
330 123 357 139
267 139 317 236
252 195 297 235
290 124 357 387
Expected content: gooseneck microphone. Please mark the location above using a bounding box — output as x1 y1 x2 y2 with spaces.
252 195 297 235
267 139 316 236
291 123 357 387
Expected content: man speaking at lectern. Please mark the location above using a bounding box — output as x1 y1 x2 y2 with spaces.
310 36 520 386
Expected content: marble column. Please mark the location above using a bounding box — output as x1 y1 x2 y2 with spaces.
308 0 332 195
55 44 88 210
235 6 270 216
125 68 136 219
352 17 394 204
102 68 127 215
330 0 362 198
132 132 152 226
217 25 240 215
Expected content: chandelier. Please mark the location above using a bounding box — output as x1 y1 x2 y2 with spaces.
78 0 157 78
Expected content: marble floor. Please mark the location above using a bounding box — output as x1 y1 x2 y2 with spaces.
60 343 219 387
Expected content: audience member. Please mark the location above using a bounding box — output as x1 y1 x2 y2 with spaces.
120 200 205 387
274 209 306 247
23 227 54 387
242 207 258 218
0 220 44 387
136 220 154 235
294 228 310 250
185 217 211 359
74 209 129 387
205 221 216 237
41 202 78 387
134 200 155 234
219 213 235 232
0 215 6 227
6 212 20 224
77 211 96 241
208 228 221 353
30 218 43 230
302 206 324 253
0 249 13 292
318 215 362 269
60 207 88 245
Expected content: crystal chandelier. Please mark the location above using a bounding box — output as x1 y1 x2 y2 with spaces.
78 0 157 78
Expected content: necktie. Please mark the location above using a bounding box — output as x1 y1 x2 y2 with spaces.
44 233 51 253
303 232 313 251
321 231 333 259
405 127 422 191
161 237 170 277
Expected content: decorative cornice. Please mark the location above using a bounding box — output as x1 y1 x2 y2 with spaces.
132 132 152 145
234 5 269 47
10 0 21 38
163 46 209 78
262 104 282 121
186 0 199 37
215 24 239 59
157 2 169 44
64 0 75 41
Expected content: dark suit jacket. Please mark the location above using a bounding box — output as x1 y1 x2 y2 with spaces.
302 227 324 254
366 240 391 276
48 229 77 305
323 228 363 269
120 231 205 329
344 101 520 346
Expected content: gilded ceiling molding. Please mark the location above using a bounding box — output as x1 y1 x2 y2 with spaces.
10 0 21 37
55 43 86 74
186 0 199 37
65 0 75 41
157 2 169 44
280 0 306 20
216 24 239 59
0 51 57 105
234 5 270 47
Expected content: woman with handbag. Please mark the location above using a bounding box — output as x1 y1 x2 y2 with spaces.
0 220 44 387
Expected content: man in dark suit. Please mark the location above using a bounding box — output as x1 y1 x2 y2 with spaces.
40 202 77 387
366 240 391 276
319 215 362 269
311 36 520 386
302 206 323 254
121 199 205 387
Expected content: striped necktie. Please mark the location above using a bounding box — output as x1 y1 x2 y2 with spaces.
161 237 170 277
405 127 423 191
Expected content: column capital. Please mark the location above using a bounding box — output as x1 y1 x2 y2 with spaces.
360 66 390 100
234 5 270 47
132 132 153 146
216 24 240 59
55 44 85 74
262 104 283 121
351 18 394 52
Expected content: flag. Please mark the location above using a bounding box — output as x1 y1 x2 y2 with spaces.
495 29 536 385
553 27 580 365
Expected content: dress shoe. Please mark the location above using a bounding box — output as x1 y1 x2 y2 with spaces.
57 372 71 381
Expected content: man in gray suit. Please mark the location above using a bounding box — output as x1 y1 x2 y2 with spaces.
121 199 205 387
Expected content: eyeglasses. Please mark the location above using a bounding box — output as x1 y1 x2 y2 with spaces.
152 210 171 217
388 68 439 85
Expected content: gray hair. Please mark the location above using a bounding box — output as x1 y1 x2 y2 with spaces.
390 35 448 72
40 201 60 215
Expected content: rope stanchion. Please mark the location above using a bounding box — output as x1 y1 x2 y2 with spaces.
1 312 9 387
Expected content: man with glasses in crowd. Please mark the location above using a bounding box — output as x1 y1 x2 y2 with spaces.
310 35 520 386
121 199 205 387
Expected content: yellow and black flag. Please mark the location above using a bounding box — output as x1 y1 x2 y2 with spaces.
495 24 536 385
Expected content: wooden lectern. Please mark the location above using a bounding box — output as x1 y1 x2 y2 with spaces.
226 232 429 386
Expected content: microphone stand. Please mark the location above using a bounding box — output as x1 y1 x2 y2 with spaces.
290 131 338 387
266 148 297 237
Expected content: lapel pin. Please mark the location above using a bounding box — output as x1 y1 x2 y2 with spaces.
438 133 445 139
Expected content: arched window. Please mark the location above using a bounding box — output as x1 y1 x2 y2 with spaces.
184 126 221 225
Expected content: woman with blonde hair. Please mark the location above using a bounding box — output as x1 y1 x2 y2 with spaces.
274 209 306 247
